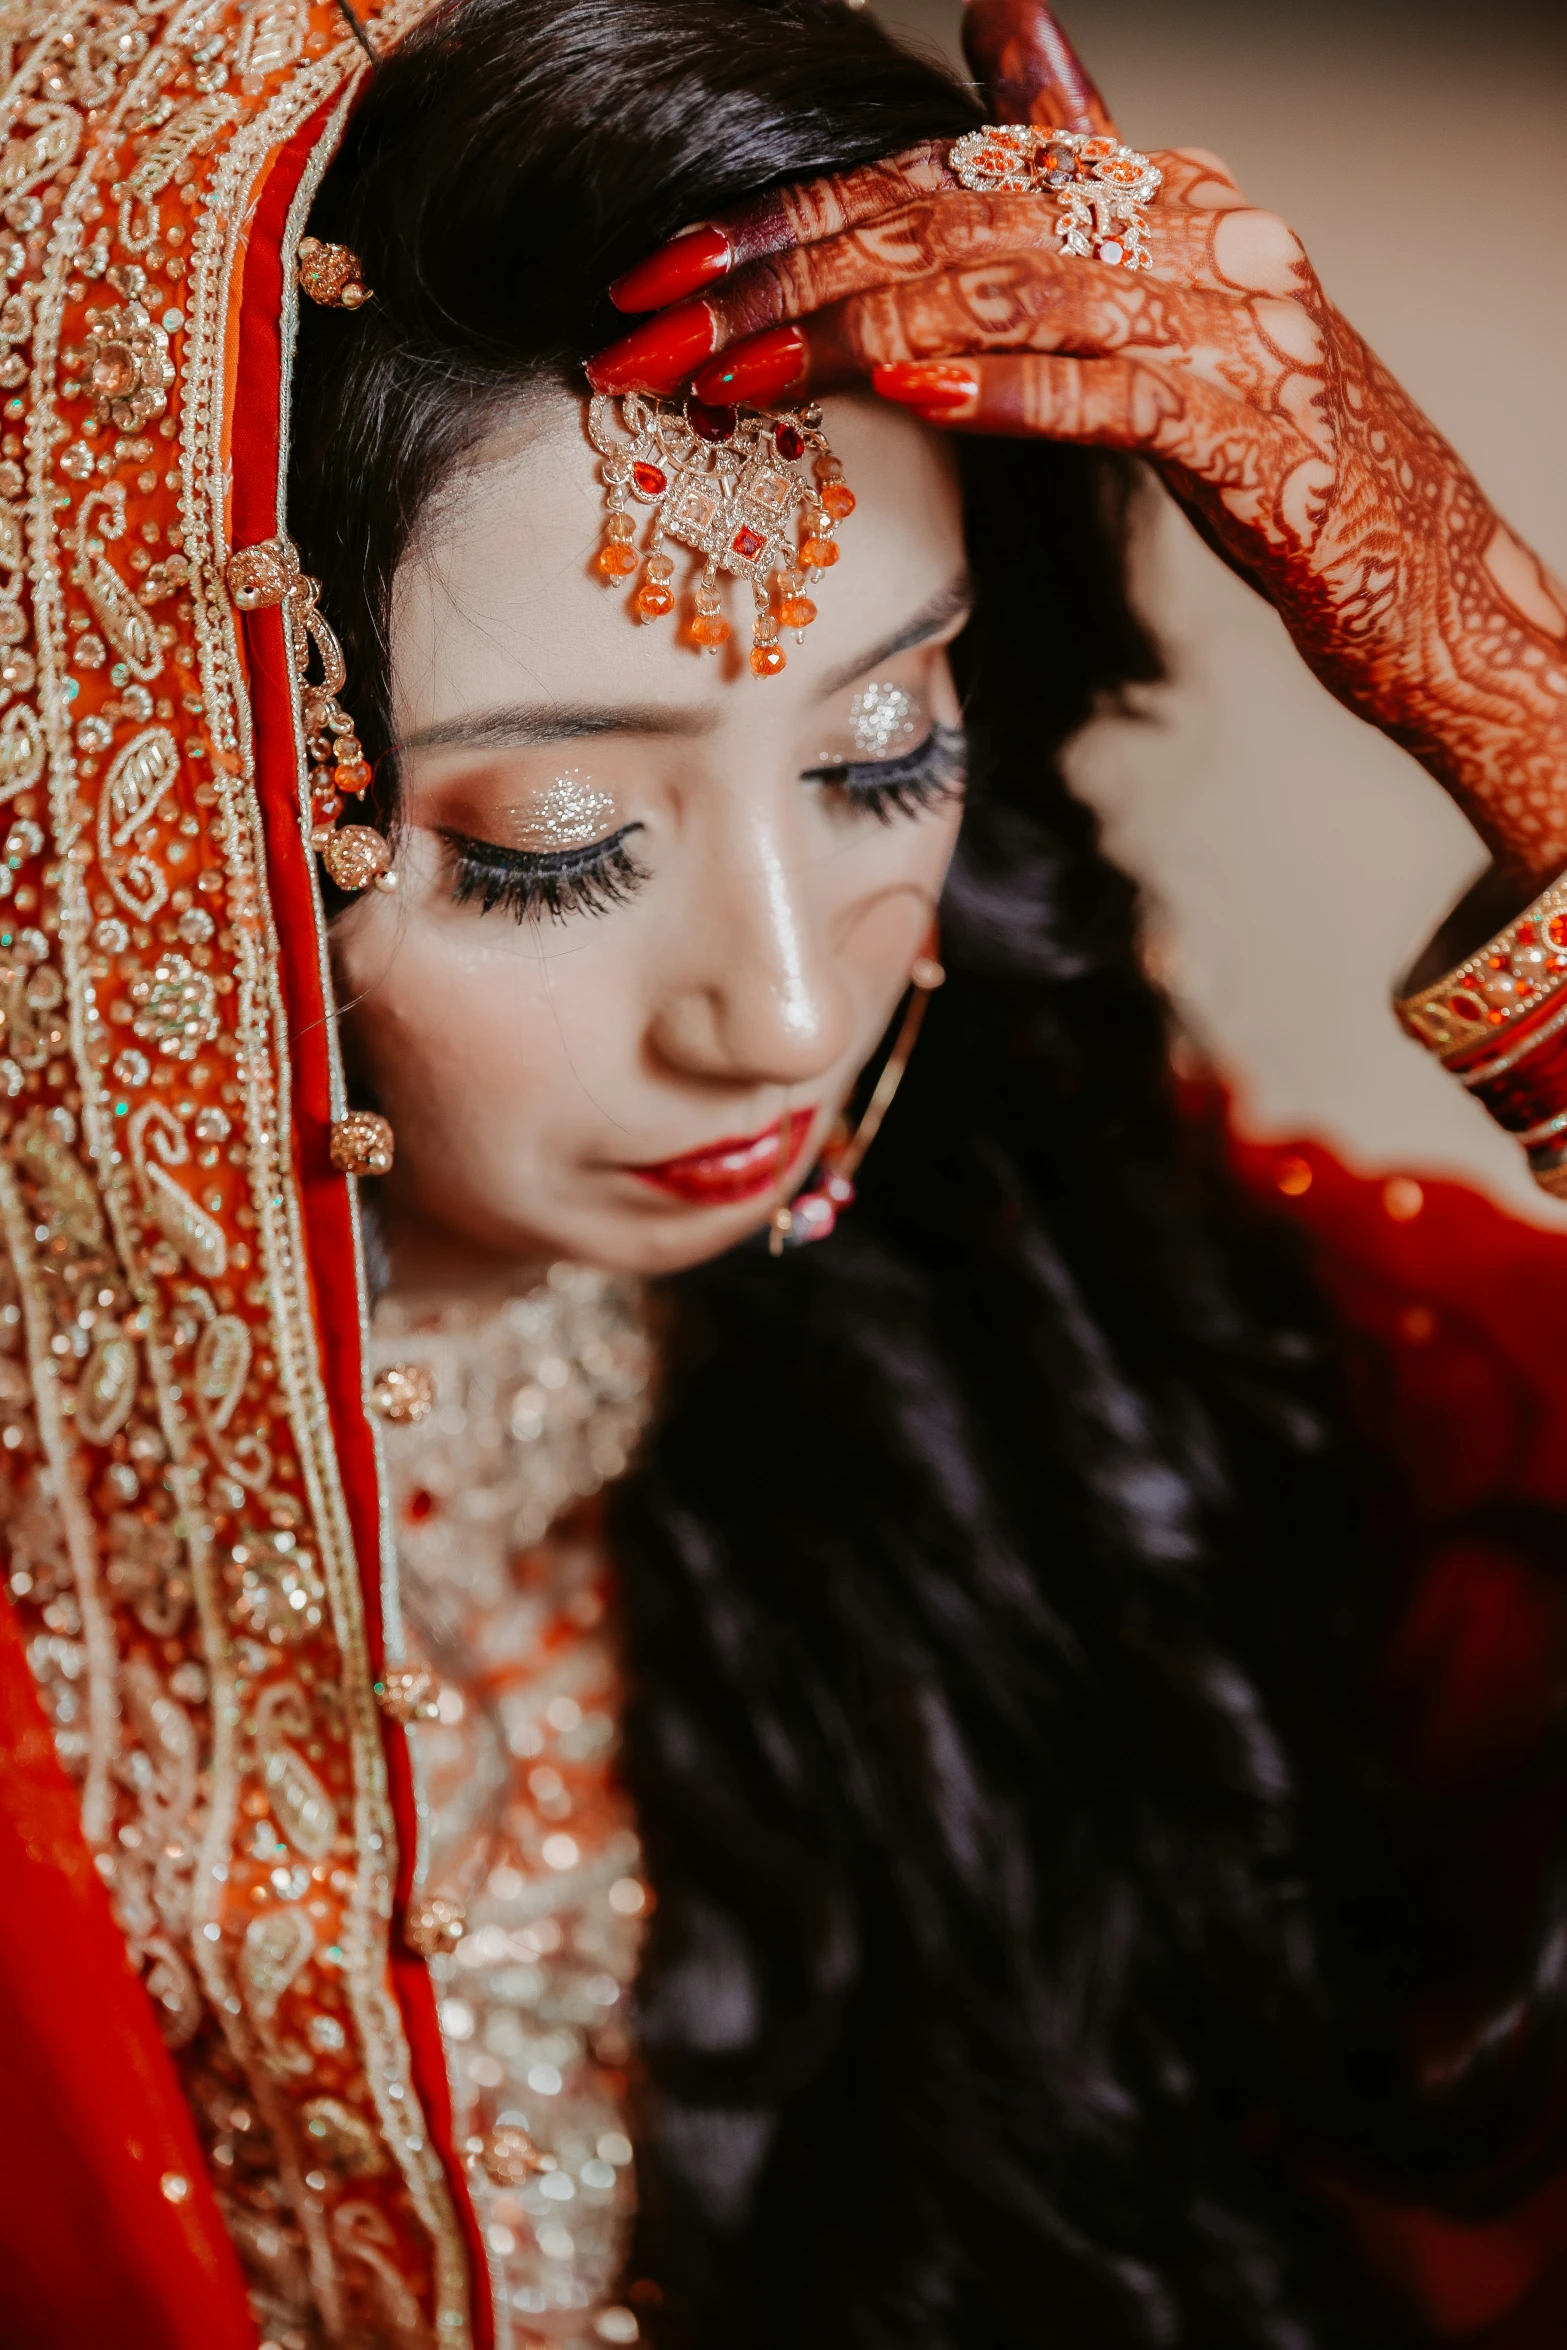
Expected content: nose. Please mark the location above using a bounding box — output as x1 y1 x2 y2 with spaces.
646 814 855 1086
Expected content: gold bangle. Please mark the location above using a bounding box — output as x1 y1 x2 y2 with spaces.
1395 869 1567 1064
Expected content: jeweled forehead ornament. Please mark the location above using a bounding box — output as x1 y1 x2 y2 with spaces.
950 124 1163 272
588 391 856 677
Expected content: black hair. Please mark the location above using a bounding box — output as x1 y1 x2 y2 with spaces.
290 3 1567 2339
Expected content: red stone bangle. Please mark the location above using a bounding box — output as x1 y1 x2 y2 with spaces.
1397 870 1567 1198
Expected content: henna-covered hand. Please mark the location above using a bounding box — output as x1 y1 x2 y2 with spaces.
590 0 1567 879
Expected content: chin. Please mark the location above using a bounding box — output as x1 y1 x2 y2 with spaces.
537 1193 779 1277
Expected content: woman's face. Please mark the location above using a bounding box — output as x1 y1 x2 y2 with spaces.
336 387 968 1283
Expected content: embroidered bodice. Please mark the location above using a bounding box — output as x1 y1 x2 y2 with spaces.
372 1267 655 2349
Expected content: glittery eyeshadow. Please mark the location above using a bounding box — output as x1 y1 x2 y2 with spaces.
849 682 919 761
503 771 618 853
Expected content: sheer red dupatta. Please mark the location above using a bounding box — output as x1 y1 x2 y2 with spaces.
0 10 485 2342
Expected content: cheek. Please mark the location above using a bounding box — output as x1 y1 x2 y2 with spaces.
837 795 963 953
335 907 628 1156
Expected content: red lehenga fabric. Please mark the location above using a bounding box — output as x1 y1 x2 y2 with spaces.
0 4 1564 2344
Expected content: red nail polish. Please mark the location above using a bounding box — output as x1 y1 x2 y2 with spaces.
609 225 734 314
690 325 806 410
585 299 719 396
872 362 979 414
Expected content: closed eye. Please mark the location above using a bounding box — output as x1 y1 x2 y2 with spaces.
801 722 967 824
442 824 648 923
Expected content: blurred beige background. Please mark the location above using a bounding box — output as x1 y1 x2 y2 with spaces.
874 0 1567 1219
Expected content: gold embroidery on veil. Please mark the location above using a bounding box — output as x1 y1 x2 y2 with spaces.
0 1 472 2341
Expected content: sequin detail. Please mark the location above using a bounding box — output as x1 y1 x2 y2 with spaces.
373 1267 654 2345
848 682 919 761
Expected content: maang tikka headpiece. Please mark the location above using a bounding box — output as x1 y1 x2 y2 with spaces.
588 391 856 675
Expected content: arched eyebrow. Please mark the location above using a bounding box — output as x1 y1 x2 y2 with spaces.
817 571 972 700
396 570 972 756
399 704 705 754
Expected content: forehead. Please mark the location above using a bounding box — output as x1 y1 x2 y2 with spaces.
389 385 966 735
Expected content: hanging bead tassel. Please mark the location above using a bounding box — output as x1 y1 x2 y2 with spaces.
689 562 730 655
814 450 856 523
798 495 839 578
633 543 675 621
751 582 785 677
595 507 638 581
773 564 817 643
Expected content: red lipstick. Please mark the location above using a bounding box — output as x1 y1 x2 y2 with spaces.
630 1109 815 1206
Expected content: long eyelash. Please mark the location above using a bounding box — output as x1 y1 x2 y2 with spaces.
443 826 649 924
802 721 968 825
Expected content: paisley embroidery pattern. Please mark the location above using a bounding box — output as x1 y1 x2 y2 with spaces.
0 3 474 2343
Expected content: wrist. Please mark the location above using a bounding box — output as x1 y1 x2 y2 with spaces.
1398 862 1567 1198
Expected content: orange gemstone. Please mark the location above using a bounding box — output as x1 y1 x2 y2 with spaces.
312 790 344 827
633 582 675 620
689 612 730 649
596 542 638 578
778 596 816 629
334 757 372 794
750 641 786 677
1549 915 1567 948
800 536 839 569
819 481 855 520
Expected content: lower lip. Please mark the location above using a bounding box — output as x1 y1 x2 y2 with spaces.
630 1109 815 1205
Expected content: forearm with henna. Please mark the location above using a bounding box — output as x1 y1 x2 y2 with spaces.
1156 304 1567 881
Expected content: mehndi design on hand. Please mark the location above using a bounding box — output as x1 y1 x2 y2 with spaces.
594 0 1567 878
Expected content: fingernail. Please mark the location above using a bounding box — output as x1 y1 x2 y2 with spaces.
961 0 1115 137
872 361 980 415
585 299 719 395
609 225 733 314
690 325 807 409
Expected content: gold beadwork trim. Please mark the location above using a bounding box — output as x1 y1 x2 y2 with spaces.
0 0 476 2339
1397 870 1567 1063
1453 989 1567 1092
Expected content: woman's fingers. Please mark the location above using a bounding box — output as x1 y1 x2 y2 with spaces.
698 261 1247 410
1158 147 1247 211
690 193 1073 378
606 140 956 314
588 187 1270 397
872 353 1281 516
874 352 1164 441
961 0 1115 136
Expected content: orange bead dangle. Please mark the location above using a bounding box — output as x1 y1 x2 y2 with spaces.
633 548 675 620
774 565 817 638
595 510 638 579
750 603 785 677
815 453 856 521
689 568 731 654
798 495 841 572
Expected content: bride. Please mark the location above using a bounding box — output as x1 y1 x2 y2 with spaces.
1 0 1565 2344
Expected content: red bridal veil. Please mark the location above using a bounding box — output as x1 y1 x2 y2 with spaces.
0 3 482 2340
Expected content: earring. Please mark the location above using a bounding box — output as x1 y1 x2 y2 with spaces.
226 536 396 896
768 935 945 1255
588 391 854 677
